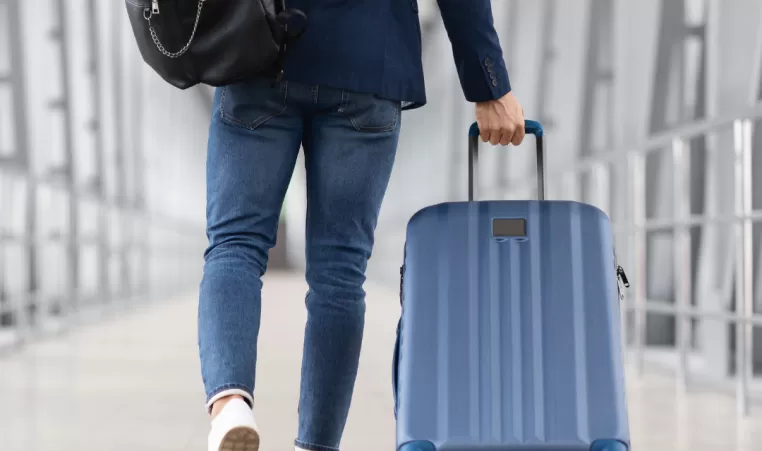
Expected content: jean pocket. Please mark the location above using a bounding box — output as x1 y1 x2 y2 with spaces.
220 78 288 130
339 92 400 133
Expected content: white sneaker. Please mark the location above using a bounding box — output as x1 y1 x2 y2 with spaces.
208 398 260 451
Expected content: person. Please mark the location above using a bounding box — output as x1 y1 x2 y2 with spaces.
200 1 526 450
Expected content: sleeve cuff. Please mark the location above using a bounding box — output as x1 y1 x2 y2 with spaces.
460 54 511 103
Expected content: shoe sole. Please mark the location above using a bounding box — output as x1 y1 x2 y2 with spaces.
219 426 260 451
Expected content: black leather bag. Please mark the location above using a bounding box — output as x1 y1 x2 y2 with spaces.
125 0 306 89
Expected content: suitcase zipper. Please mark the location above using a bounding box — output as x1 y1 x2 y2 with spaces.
399 265 404 305
616 265 629 300
617 266 630 288
614 250 629 300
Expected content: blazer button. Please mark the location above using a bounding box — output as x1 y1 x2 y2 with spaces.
485 57 493 67
492 79 498 87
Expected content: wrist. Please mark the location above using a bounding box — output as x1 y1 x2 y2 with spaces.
476 90 512 105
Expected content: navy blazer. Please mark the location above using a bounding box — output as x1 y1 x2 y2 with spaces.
283 0 510 110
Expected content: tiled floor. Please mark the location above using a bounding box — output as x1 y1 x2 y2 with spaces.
0 271 760 451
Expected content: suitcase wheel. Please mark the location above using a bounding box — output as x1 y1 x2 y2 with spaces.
398 440 435 451
590 439 628 451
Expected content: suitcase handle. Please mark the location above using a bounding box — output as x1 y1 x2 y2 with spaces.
467 120 545 201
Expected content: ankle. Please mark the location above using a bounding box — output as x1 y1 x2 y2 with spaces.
210 395 245 419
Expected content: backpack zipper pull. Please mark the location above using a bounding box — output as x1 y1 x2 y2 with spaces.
152 0 160 15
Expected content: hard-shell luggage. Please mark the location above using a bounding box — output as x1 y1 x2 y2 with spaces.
393 120 631 451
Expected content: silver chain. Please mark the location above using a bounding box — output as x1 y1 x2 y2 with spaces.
145 0 206 59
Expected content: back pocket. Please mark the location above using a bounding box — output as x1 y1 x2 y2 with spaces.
339 92 400 133
220 78 288 131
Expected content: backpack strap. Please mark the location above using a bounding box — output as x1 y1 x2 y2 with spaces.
272 6 307 82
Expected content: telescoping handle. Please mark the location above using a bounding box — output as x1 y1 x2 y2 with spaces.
468 120 545 201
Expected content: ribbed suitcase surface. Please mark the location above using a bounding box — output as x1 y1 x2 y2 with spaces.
395 200 630 451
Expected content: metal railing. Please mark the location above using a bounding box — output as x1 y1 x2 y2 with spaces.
0 162 205 354
500 103 762 417
0 0 208 354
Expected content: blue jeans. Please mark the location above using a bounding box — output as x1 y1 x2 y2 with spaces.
198 77 401 451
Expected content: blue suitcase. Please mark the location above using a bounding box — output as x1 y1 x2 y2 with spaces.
393 121 631 451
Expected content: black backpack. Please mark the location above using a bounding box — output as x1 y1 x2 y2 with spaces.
125 0 306 89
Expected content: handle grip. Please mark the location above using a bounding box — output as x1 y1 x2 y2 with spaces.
469 119 544 138
468 120 545 201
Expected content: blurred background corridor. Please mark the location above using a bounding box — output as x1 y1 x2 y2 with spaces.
1 0 762 449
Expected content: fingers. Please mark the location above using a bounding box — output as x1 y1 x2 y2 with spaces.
480 123 525 146
499 131 512 146
482 126 504 146
511 122 526 146
513 106 526 146
490 128 503 146
479 126 505 146
475 92 528 146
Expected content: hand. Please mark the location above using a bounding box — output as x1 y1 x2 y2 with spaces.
475 92 525 146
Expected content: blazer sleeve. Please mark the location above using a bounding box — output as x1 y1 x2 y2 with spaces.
436 0 511 102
